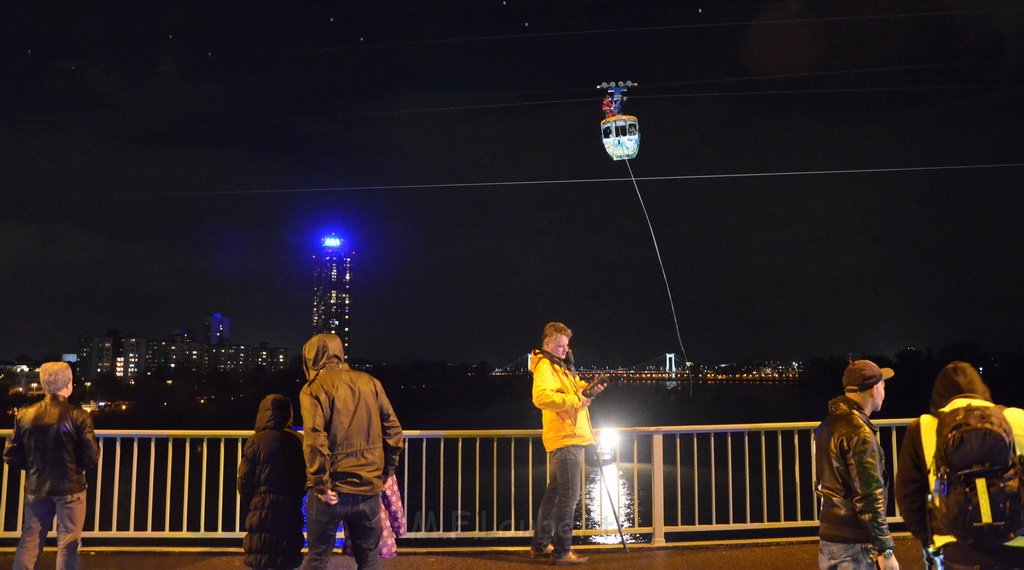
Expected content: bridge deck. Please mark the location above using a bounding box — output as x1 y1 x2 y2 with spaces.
0 535 928 569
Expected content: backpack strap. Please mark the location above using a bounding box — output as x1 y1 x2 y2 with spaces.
1001 406 1024 547
1004 406 1024 457
919 413 957 548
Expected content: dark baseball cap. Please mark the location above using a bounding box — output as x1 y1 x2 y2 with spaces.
843 360 895 393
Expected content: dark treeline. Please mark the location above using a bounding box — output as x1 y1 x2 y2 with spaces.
798 342 1024 420
3 343 1022 430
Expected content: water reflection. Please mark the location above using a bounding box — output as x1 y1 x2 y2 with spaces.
584 463 643 543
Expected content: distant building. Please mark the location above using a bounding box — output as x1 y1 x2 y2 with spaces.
208 343 250 373
145 328 208 377
311 234 352 353
118 336 146 381
77 333 146 382
254 342 290 371
145 340 175 371
169 327 206 375
205 313 232 346
77 335 115 380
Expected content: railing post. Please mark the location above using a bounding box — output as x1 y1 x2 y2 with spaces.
651 433 665 545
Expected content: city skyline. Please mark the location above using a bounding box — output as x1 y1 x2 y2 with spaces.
3 2 1023 367
69 312 291 382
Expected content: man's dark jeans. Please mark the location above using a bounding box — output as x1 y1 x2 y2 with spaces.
531 445 585 558
302 492 381 570
13 491 87 570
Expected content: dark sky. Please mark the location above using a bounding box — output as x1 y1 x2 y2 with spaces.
2 1 1023 367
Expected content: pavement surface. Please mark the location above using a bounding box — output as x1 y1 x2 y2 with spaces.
0 535 930 569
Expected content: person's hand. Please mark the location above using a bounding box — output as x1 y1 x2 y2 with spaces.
317 490 339 505
877 552 899 570
581 374 608 399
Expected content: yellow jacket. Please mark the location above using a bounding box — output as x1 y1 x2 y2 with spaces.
531 350 595 452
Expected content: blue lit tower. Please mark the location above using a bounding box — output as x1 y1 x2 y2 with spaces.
312 234 352 352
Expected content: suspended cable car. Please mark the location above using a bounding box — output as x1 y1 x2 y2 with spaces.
598 81 639 160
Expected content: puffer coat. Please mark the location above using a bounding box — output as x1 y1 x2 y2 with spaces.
238 394 306 570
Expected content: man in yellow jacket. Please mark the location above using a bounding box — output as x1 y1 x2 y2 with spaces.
529 322 604 566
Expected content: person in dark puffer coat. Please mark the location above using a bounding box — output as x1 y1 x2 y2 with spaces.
238 394 307 570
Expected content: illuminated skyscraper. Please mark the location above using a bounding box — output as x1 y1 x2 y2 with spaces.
205 312 231 346
312 234 352 352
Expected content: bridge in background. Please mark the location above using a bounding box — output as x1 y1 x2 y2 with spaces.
492 353 800 382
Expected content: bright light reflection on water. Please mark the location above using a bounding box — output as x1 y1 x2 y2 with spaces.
584 463 643 544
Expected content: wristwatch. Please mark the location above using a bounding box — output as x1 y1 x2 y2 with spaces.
881 548 894 560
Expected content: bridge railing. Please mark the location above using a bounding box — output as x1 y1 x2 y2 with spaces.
0 420 910 545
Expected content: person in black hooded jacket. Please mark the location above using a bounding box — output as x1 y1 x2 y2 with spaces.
895 361 1024 570
237 394 307 570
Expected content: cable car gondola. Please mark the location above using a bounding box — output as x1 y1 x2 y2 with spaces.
598 81 639 161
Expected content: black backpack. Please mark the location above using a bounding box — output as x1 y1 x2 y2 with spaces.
931 404 1024 545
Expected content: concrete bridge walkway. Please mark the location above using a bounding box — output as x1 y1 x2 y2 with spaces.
0 535 930 569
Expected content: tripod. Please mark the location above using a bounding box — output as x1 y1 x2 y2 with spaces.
588 442 629 552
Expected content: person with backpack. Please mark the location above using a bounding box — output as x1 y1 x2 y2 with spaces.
895 361 1024 569
815 359 900 570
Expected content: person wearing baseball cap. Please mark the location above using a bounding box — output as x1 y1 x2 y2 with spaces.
843 360 895 399
815 360 899 570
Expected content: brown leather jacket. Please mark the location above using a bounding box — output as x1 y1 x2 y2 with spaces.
299 334 403 496
3 394 100 496
814 395 895 552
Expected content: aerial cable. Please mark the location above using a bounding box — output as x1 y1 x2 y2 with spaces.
153 6 1024 58
624 159 695 397
107 162 1024 199
201 79 999 128
9 64 1000 129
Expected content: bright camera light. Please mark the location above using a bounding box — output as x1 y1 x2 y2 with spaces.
598 429 619 451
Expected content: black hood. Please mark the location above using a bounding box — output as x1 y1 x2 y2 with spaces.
254 393 294 432
929 361 992 413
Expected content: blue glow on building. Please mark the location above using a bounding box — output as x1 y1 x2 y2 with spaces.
312 232 352 354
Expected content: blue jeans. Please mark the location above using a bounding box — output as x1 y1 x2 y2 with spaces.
819 540 878 570
14 491 87 570
302 492 381 570
531 445 584 558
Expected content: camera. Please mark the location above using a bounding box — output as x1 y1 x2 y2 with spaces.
581 374 609 399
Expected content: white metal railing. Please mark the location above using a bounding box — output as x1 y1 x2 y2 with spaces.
0 420 910 546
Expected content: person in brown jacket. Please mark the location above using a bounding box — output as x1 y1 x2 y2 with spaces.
299 334 403 570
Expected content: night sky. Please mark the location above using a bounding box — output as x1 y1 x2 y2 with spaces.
3 1 1023 368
